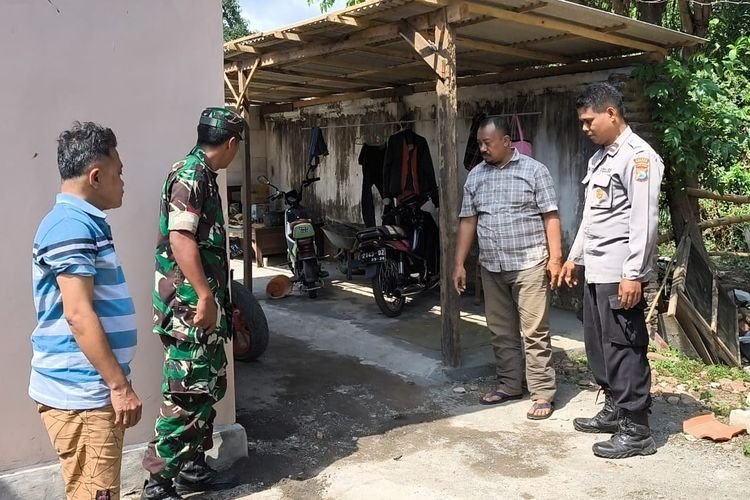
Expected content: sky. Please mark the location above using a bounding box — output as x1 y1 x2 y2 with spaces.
239 0 348 32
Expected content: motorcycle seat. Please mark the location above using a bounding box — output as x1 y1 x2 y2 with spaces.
356 225 408 243
289 219 313 229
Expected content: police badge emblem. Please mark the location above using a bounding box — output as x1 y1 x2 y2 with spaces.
634 157 650 182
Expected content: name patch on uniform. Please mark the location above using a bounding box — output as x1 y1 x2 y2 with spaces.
634 157 650 182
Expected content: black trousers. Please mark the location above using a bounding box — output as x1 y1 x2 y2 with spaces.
583 282 652 412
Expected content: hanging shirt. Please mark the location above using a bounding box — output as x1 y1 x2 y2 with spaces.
383 129 439 207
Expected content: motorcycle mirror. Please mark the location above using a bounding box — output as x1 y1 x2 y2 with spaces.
257 175 271 185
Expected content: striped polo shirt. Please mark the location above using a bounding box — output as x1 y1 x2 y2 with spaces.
29 193 137 410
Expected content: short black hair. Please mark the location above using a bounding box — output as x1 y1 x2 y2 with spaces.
478 117 511 137
57 121 118 181
197 124 240 147
575 82 625 117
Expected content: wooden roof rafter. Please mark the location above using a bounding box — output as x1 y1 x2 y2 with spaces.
223 0 702 107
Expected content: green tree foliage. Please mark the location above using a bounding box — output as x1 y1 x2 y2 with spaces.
636 33 750 193
223 0 251 41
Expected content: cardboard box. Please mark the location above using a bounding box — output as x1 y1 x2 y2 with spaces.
249 183 269 204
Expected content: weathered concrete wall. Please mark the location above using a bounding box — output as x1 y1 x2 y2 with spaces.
262 69 651 250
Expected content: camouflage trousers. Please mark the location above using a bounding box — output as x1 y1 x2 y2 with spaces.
142 335 227 480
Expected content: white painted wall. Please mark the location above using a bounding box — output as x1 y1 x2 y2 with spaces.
0 0 236 472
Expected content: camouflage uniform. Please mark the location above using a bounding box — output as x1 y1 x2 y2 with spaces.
143 108 242 480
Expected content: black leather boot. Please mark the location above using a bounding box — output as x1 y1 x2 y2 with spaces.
592 409 657 459
174 453 237 494
573 390 619 433
140 475 183 500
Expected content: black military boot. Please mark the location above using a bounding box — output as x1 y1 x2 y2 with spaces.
592 409 657 459
140 475 183 500
573 390 619 433
174 453 237 494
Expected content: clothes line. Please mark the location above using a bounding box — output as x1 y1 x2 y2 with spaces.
486 112 541 118
301 111 541 131
301 119 431 131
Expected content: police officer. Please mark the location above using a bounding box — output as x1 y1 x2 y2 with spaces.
141 107 244 499
559 83 663 459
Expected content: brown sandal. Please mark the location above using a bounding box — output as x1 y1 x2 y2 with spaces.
527 401 554 420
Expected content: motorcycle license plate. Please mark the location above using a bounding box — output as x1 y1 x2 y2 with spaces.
360 248 386 264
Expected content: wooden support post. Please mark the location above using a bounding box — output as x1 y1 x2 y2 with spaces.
238 68 253 289
435 9 461 367
236 59 260 110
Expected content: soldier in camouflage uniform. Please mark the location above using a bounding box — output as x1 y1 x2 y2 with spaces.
141 108 244 500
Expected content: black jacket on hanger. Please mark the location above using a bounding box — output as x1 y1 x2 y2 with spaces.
308 126 328 167
383 129 439 207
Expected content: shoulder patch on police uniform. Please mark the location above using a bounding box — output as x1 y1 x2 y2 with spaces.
634 156 650 182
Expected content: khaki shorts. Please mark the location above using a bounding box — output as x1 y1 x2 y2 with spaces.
38 403 125 500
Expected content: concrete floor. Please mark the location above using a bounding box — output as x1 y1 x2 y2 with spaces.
183 258 750 500
234 257 586 382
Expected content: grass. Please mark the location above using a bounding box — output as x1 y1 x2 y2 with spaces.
651 348 750 384
711 402 734 417
745 443 750 457
571 354 588 367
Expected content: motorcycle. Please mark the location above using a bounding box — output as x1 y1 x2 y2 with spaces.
257 170 327 298
356 194 440 317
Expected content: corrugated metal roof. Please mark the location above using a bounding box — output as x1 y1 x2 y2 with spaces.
224 0 702 106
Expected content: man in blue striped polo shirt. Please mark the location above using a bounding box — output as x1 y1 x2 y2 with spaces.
31 121 142 500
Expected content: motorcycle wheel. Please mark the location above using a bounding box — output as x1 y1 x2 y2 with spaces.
231 280 270 362
373 259 405 317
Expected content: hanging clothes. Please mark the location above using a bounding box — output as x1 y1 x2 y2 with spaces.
463 112 487 171
383 129 439 207
358 143 386 227
308 126 328 168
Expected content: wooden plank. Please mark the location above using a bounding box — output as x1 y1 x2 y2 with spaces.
237 60 260 109
412 53 651 91
465 1 668 55
355 45 502 74
326 14 373 28
266 54 650 111
224 74 240 104
716 280 742 366
435 8 461 367
226 44 260 54
516 1 548 13
291 85 416 110
659 312 699 360
678 289 724 363
254 67 391 86
457 35 572 63
228 4 473 71
709 251 750 258
309 59 436 80
699 214 750 230
675 292 715 364
272 31 307 42
239 71 253 289
687 187 750 204
711 279 719 334
398 20 447 79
